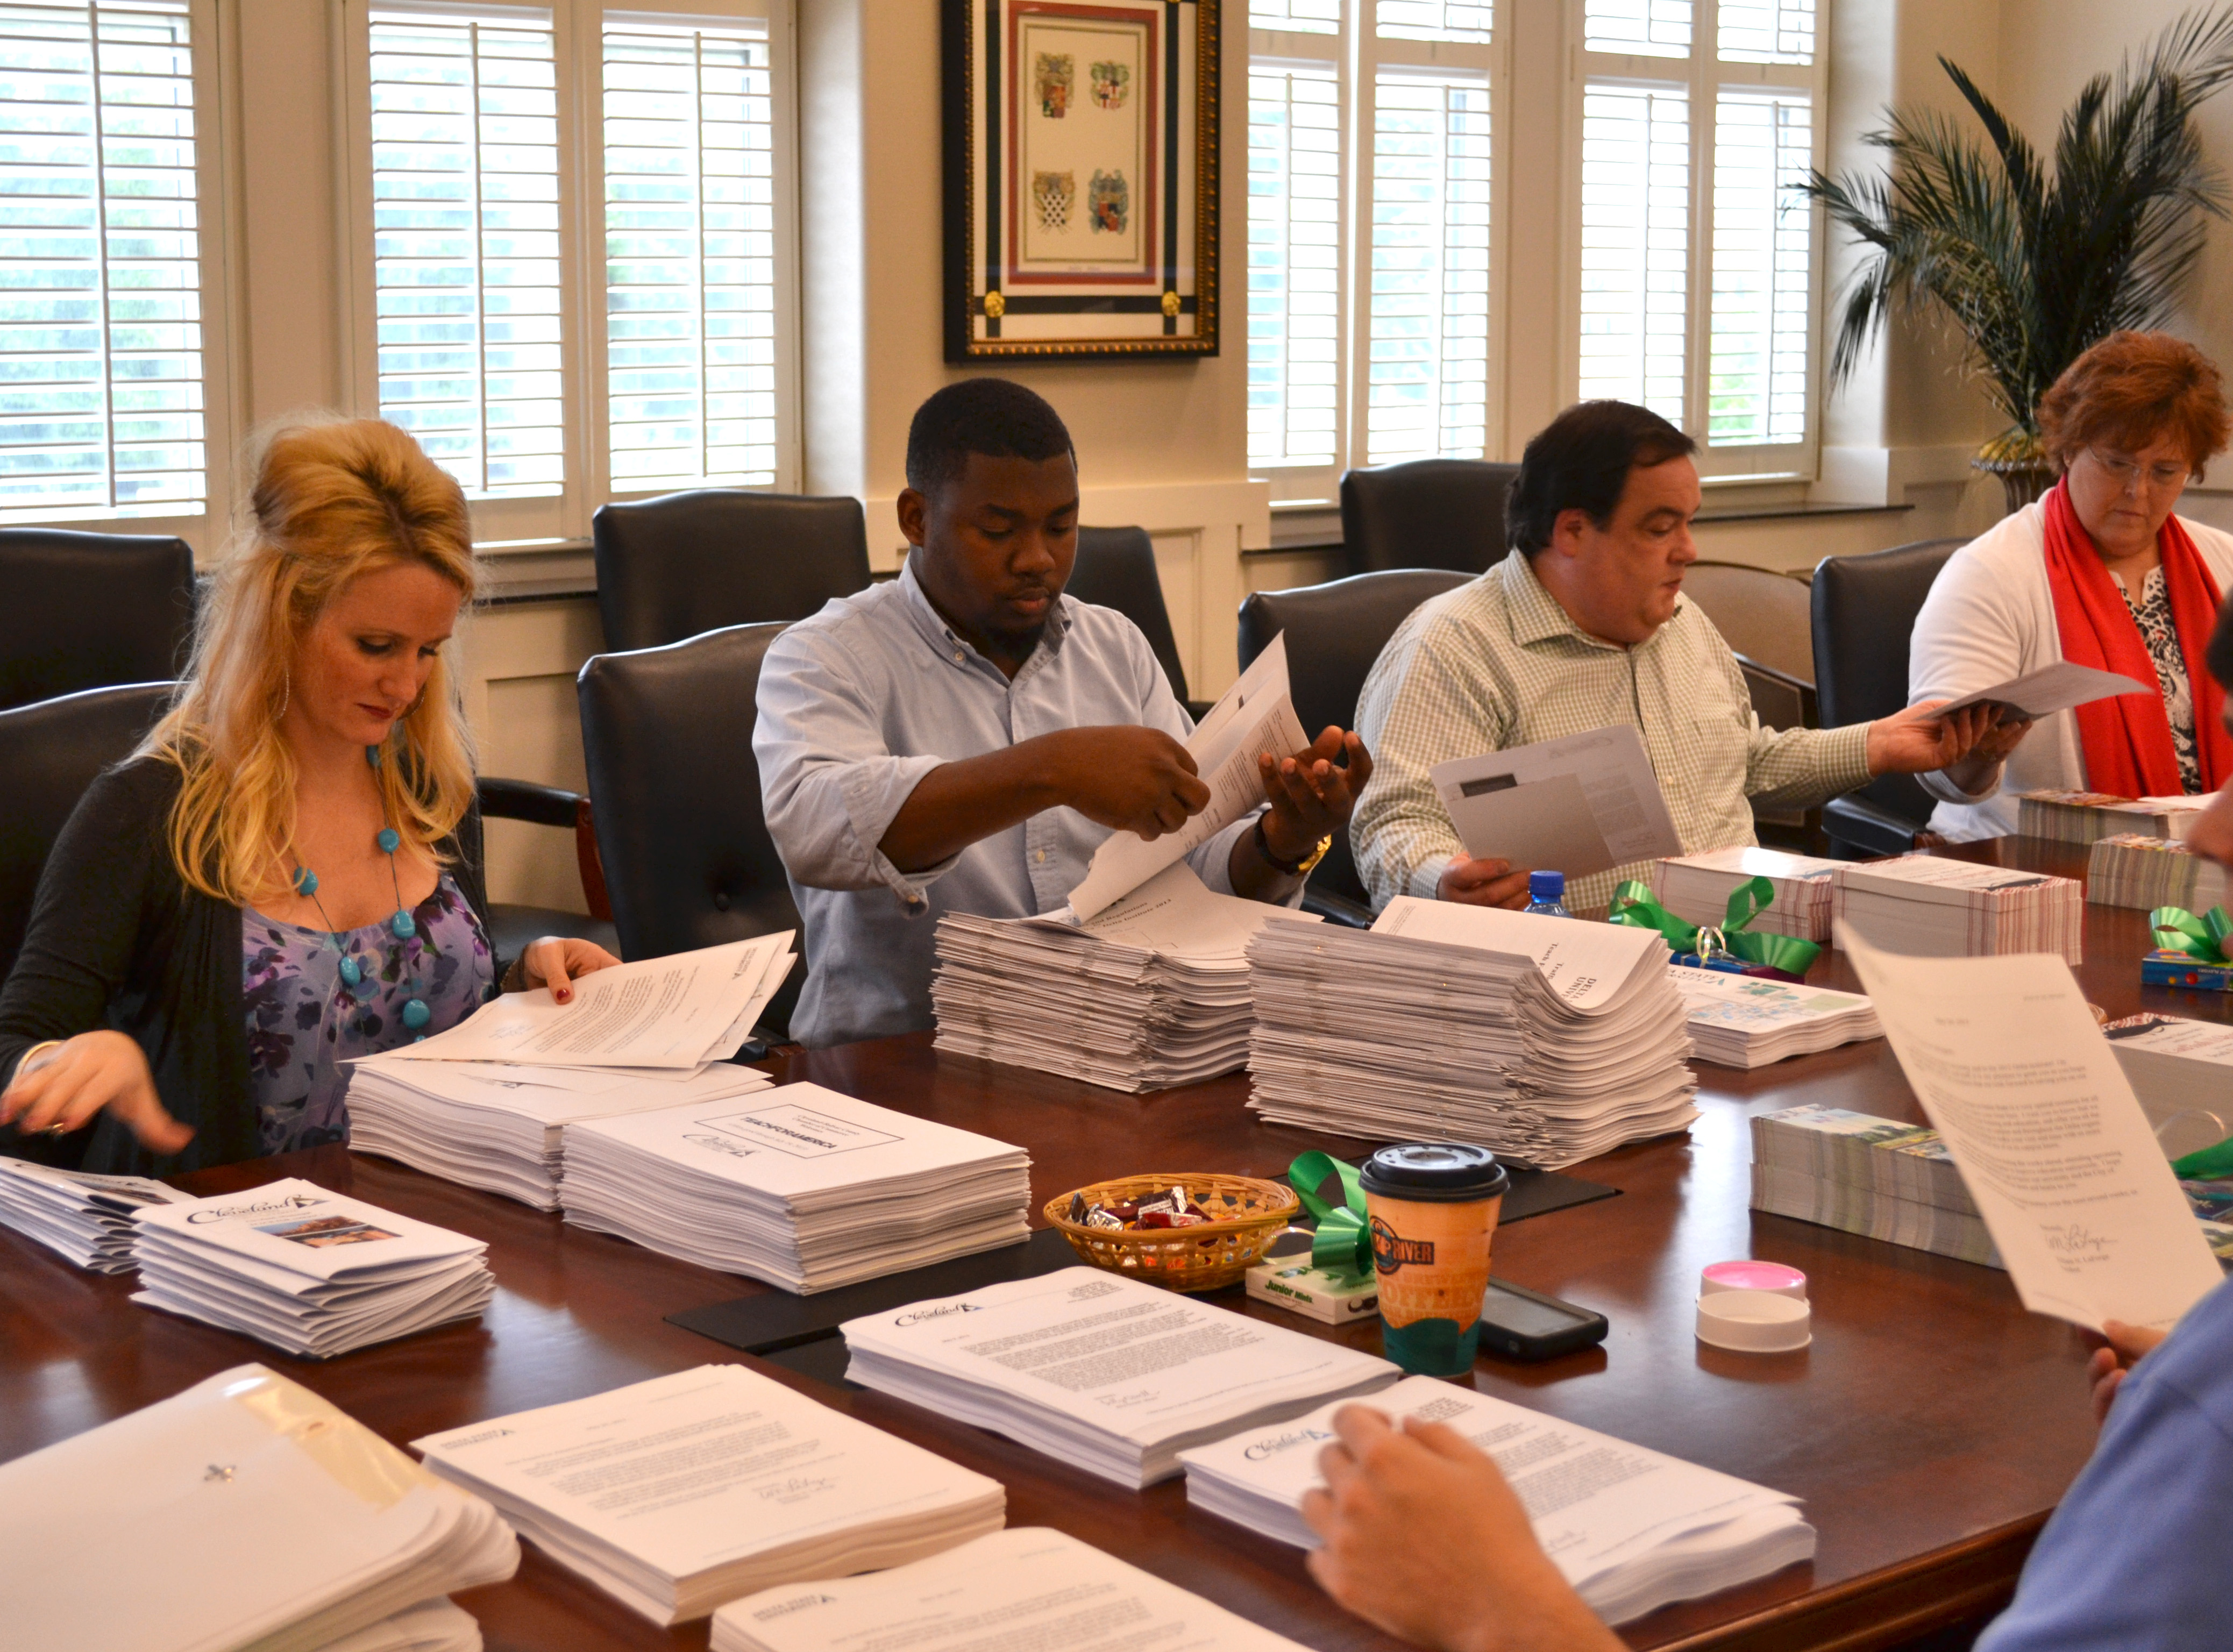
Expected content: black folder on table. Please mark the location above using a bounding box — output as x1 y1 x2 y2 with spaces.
669 1167 1618 1360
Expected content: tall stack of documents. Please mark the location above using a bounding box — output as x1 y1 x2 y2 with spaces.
346 1059 774 1209
1830 857 2083 963
1669 966 1881 1068
560 1083 1031 1292
841 1268 1398 1488
131 1179 494 1357
713 1528 1314 1652
414 1364 1005 1626
1246 899 1697 1169
0 1156 193 1272
1179 1377 1815 1627
930 863 1321 1091
2017 789 2207 844
2 1363 517 1652
2085 832 2229 912
1649 846 1840 941
2104 1013 2233 1157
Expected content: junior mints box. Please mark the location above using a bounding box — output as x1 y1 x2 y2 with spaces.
1244 1258 1379 1323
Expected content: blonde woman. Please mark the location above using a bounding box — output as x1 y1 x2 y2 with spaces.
0 418 618 1174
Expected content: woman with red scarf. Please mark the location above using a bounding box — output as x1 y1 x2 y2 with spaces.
1910 331 2233 838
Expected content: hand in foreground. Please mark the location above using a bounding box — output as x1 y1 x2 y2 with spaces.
1302 1404 1621 1652
1055 725 1213 841
1259 728 1374 863
0 1031 193 1154
521 938 624 1005
2085 1319 2168 1426
1866 702 2025 777
1437 855 1534 910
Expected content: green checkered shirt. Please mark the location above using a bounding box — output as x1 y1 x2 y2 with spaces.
1351 551 1873 912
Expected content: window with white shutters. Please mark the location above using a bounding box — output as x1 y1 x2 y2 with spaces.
1247 60 1341 478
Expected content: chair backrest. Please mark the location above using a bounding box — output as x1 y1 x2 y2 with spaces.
0 682 175 981
1677 561 1816 685
1811 536 1968 827
1339 459 1520 577
577 624 803 1035
1237 568 1475 908
1064 525 1190 706
0 529 194 711
592 489 872 652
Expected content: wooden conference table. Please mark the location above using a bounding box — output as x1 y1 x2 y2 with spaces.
2 837 2221 1651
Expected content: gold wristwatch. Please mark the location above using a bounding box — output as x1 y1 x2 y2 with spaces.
1256 817 1333 878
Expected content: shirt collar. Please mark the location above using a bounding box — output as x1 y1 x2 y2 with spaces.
1497 549 1671 654
896 553 1073 674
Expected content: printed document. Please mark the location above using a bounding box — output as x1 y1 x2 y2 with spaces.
1840 925 2223 1331
1933 661 2152 720
1372 894 1669 1013
1030 861 1320 964
1431 725 1681 877
1068 635 1310 920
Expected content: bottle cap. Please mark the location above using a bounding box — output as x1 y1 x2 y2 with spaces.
1528 870 1564 901
1358 1143 1511 1203
1696 1288 1812 1352
1700 1260 1808 1300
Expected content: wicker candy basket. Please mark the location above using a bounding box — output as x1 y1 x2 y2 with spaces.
1043 1172 1300 1293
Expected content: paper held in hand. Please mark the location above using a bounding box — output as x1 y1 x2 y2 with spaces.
1838 923 2222 1332
379 932 796 1069
1066 633 1310 921
1930 660 2154 721
1430 725 1682 880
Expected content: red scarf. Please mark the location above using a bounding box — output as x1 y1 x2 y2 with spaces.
2043 478 2232 796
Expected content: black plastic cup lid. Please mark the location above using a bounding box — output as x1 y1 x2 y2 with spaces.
1358 1143 1510 1202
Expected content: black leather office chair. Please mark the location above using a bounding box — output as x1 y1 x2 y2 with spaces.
578 623 803 1037
472 777 619 966
0 529 195 710
592 489 872 651
1812 538 1967 858
1339 459 1519 577
1237 569 1475 925
1064 525 1207 717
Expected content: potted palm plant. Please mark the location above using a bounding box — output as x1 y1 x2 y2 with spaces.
1808 10 2233 514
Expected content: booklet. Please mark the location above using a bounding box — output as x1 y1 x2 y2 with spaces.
1372 894 1672 1014
1930 660 2153 720
1430 725 1682 878
1840 924 2223 1332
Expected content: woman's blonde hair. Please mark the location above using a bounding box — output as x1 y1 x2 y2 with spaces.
143 417 480 903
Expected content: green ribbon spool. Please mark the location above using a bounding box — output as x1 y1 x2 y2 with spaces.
1607 875 1823 977
2151 904 2233 966
1288 1150 1372 1279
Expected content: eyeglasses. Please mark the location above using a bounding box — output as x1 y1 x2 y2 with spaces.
2084 449 2192 494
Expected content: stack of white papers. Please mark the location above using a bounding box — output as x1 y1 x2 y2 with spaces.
378 934 797 1070
2017 788 2209 844
2104 1014 2233 1159
414 1364 1004 1625
131 1179 494 1358
559 1083 1031 1293
841 1268 1398 1488
1179 1377 1813 1627
713 1527 1312 1652
346 1058 775 1209
1 1362 517 1652
1246 899 1698 1170
1650 846 1841 941
0 1155 193 1272
2085 831 2230 912
930 863 1321 1091
1669 965 1881 1069
1831 857 2083 964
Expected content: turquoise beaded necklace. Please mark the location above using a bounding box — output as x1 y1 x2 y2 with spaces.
286 743 433 1039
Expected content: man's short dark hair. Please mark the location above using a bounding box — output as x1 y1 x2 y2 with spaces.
1505 401 1697 556
905 378 1076 495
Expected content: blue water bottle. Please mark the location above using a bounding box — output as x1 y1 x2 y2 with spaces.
1524 870 1572 918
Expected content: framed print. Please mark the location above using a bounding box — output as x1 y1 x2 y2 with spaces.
942 0 1219 361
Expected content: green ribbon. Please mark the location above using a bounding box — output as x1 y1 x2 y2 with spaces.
2151 905 2233 966
1608 876 1823 976
1288 1151 1372 1279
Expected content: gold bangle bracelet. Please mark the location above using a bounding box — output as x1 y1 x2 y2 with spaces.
9 1039 63 1088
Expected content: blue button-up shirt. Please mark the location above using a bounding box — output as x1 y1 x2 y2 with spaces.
755 558 1264 1048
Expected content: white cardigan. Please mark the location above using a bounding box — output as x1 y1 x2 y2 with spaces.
1906 501 2233 839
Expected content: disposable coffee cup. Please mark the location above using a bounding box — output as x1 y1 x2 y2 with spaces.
1359 1143 1510 1376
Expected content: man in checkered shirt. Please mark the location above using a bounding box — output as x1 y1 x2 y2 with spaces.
1350 401 2022 914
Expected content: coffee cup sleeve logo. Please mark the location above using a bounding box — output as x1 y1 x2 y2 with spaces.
1370 1215 1435 1274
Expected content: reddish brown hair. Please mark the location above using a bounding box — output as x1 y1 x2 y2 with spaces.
2038 330 2231 478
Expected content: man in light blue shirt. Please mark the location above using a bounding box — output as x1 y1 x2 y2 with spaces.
755 379 1369 1049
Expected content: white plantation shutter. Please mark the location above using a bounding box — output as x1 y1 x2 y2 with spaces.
601 18 776 491
1584 0 1690 58
367 8 564 498
1376 1 1490 41
1716 0 1814 64
1246 62 1341 473
1249 1 1338 31
1709 88 1811 445
1577 82 1688 423
0 0 207 520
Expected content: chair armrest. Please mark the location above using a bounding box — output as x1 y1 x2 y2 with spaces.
1732 653 1819 730
1823 795 1925 860
1302 887 1375 929
477 775 584 828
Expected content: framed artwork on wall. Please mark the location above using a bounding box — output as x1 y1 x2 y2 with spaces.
942 0 1219 361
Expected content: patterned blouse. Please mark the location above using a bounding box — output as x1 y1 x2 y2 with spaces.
2115 565 2202 794
241 873 496 1156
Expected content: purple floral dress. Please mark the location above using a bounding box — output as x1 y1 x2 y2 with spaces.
242 873 496 1156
